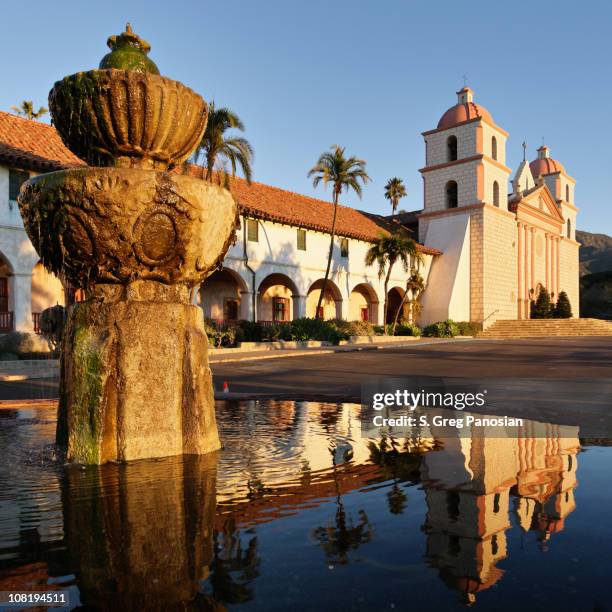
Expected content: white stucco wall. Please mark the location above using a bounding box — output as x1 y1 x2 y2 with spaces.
0 164 66 331
418 212 471 325
203 215 435 324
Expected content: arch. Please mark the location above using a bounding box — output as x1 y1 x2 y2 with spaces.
386 286 406 325
447 135 458 162
306 278 342 319
491 135 498 161
0 251 14 332
349 283 380 324
200 267 249 323
567 218 572 239
565 184 570 202
445 180 458 209
258 273 299 322
31 261 65 332
493 181 500 207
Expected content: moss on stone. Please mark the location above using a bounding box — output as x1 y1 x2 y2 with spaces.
68 305 105 463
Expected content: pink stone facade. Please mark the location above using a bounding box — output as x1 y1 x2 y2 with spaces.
418 89 580 327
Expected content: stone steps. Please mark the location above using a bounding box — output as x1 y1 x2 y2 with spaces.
478 318 612 338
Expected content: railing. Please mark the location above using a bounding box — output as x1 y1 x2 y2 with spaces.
258 320 289 327
208 318 238 330
32 312 42 334
0 311 14 333
482 309 499 326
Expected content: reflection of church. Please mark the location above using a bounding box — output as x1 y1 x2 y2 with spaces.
420 422 579 605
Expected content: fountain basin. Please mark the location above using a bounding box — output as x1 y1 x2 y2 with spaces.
18 166 238 293
49 69 207 169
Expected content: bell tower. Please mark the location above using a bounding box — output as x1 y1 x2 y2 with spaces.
418 88 517 328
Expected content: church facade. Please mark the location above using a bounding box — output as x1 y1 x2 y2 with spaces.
417 87 580 326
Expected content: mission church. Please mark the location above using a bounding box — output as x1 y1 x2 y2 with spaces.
416 86 579 325
0 86 579 333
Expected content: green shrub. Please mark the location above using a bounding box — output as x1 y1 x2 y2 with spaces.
203 318 237 347
554 291 572 318
327 318 378 337
394 323 421 337
235 320 263 342
455 321 482 336
531 289 553 319
0 332 51 356
422 319 460 338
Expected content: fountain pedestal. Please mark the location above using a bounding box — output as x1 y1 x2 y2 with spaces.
17 26 237 464
58 298 219 463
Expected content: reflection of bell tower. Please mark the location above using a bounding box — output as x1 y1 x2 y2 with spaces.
418 87 517 328
422 487 510 604
421 420 580 603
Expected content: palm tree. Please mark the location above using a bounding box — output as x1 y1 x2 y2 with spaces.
384 177 407 215
365 233 415 333
195 101 253 184
391 266 425 332
308 145 370 319
11 100 48 120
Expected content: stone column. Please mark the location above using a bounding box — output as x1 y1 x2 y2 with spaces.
517 222 523 319
545 233 550 291
293 294 307 319
240 290 255 321
524 225 531 318
556 237 561 295
11 272 34 332
529 227 535 297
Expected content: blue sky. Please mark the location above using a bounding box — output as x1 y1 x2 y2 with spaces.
1 0 610 234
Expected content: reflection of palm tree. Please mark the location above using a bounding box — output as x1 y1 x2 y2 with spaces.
368 435 428 516
312 504 373 565
311 447 373 565
387 482 407 515
207 518 260 604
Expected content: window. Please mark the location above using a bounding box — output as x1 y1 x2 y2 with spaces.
493 493 500 513
446 491 460 521
297 228 306 251
491 534 499 556
493 181 500 207
447 135 458 162
340 238 349 257
224 299 239 321
9 169 29 201
445 181 458 209
360 307 369 322
0 278 8 312
491 136 498 161
567 218 572 239
565 184 570 202
247 218 259 242
272 297 289 322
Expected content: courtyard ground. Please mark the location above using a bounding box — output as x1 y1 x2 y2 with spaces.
2 337 611 433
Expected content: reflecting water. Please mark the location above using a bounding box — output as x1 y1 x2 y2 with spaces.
0 401 611 611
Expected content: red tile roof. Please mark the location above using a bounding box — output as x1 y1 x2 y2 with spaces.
183 166 440 254
0 111 83 172
0 111 440 254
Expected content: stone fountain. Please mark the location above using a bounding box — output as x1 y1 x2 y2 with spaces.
18 25 237 464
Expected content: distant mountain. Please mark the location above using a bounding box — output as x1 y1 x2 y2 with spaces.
576 230 612 275
577 230 612 319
